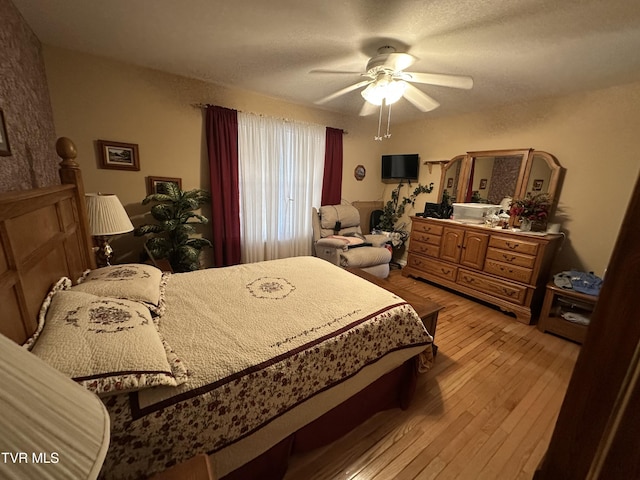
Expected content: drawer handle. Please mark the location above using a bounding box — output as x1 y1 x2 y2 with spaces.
502 254 516 262
463 275 475 284
499 288 518 297
499 265 514 274
505 242 520 250
441 268 450 274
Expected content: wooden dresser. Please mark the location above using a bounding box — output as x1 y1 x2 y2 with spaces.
403 216 563 324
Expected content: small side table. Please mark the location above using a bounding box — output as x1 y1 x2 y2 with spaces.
537 282 598 344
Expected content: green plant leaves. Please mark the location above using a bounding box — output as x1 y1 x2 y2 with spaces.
377 182 435 235
134 186 212 272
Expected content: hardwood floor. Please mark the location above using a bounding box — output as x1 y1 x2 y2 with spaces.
284 270 580 480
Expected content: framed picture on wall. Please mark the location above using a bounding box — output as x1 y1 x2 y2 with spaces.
147 176 182 195
533 179 544 191
447 178 454 188
354 164 366 181
0 109 11 156
97 140 140 171
479 178 487 190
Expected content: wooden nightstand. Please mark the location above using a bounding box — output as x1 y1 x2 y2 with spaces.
149 454 215 480
537 282 598 344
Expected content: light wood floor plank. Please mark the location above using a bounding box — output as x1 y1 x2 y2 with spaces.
285 271 580 480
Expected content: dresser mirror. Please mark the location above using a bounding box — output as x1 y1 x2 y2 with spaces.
440 154 466 202
438 149 563 218
521 152 563 199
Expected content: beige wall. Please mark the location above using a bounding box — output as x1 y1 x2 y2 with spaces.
43 45 639 275
44 46 384 263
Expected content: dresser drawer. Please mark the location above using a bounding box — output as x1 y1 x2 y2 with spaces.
486 247 536 268
484 259 533 284
457 269 528 304
410 240 440 257
411 231 441 246
412 221 444 236
406 254 457 281
489 235 539 255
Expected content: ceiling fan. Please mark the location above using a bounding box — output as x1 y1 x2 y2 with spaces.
313 46 473 116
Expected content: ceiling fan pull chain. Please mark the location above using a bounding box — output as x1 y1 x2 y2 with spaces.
375 103 383 141
385 102 392 138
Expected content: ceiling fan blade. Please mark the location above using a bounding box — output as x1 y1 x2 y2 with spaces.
402 72 474 89
315 80 373 104
402 83 440 112
309 69 364 75
359 101 378 117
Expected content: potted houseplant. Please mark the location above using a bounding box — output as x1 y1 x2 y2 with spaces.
375 182 434 249
508 193 551 231
134 182 212 272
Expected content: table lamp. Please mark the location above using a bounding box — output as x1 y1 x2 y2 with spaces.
0 333 110 479
85 193 134 267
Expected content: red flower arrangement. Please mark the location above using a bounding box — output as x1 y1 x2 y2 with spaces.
509 193 551 221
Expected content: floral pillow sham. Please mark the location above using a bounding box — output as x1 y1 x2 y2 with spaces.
72 263 169 316
23 276 72 350
30 289 187 396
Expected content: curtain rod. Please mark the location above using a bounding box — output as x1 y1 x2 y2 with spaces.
191 103 347 134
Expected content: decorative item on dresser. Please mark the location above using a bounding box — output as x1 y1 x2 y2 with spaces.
403 216 563 323
85 193 134 267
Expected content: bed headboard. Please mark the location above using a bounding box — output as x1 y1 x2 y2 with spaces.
0 137 95 344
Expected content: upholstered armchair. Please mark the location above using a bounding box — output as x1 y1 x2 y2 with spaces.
312 204 392 278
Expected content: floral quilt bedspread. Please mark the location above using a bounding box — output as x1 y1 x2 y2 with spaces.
100 257 432 479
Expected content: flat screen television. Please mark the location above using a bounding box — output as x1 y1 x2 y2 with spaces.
381 154 419 182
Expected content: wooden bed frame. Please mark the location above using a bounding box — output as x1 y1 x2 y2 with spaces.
0 137 95 344
0 138 420 480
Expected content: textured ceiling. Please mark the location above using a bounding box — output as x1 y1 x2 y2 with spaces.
12 0 640 123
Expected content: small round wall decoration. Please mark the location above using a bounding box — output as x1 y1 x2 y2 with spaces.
354 165 366 181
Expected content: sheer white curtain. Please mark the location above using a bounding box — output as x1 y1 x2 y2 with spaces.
238 113 325 263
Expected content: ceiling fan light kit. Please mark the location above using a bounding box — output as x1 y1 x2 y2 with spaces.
361 75 407 106
313 46 473 141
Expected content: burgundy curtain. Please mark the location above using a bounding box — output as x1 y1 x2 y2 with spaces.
321 127 343 206
205 106 241 266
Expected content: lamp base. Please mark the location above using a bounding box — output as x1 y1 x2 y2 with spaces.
93 236 113 268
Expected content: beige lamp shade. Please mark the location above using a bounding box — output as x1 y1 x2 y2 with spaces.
85 193 134 236
0 333 110 479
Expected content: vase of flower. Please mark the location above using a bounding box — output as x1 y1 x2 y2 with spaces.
509 194 551 233
532 219 548 232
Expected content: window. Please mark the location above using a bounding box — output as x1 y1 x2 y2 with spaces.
238 113 325 263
